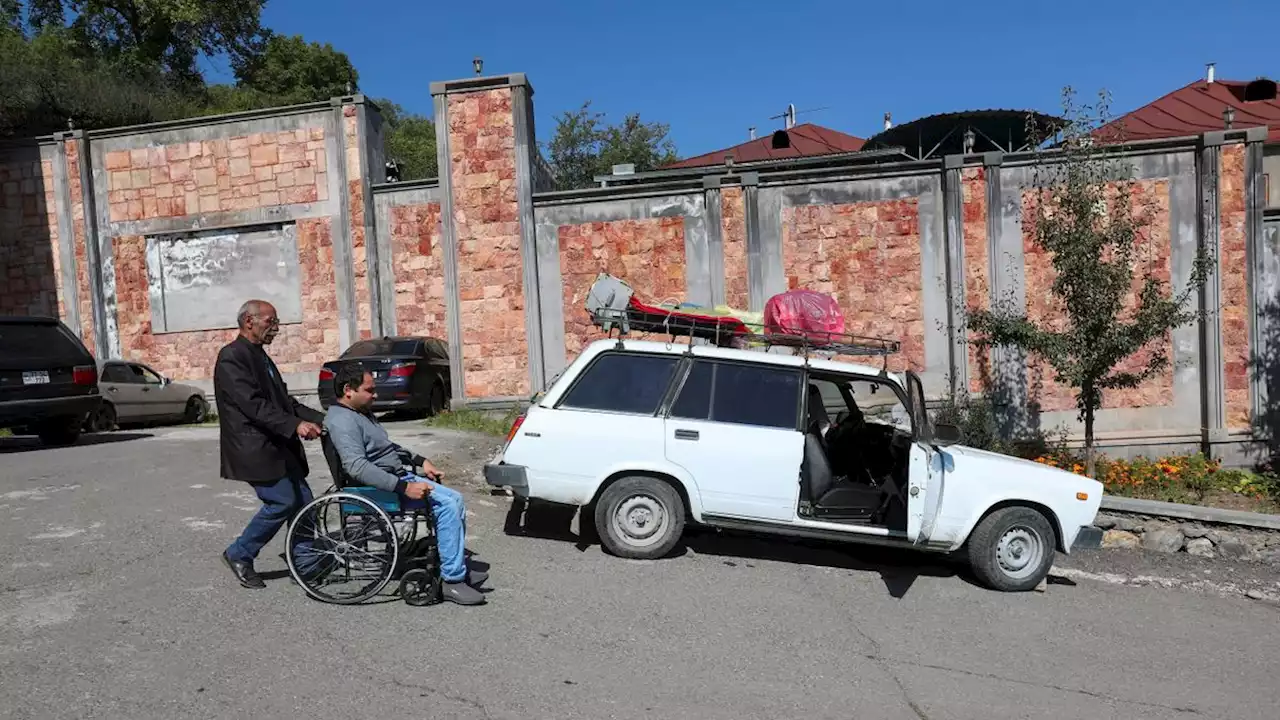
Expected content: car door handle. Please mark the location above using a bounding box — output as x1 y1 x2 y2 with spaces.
674 429 699 441
108 387 118 393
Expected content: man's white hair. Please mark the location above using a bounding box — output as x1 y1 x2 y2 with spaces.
236 299 271 329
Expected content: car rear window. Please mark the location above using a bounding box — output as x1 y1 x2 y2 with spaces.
669 360 801 430
342 339 421 357
0 322 85 361
558 353 680 415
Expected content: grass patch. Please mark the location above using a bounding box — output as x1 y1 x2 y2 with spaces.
423 406 521 437
0 427 11 438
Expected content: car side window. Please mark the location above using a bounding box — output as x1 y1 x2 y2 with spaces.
102 365 130 383
558 353 680 415
669 360 802 430
135 365 163 384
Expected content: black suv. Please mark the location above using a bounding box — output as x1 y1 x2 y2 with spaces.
0 316 102 445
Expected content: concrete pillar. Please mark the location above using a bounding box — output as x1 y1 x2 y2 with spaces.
332 94 386 343
942 155 967 399
54 130 108 359
1198 132 1227 447
1243 126 1270 437
430 73 542 405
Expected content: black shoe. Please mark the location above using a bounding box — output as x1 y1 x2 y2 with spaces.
442 581 485 605
222 551 265 589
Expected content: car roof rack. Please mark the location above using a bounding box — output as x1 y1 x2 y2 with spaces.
587 306 901 372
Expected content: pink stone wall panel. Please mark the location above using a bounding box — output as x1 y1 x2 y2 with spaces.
1220 144 1250 430
390 203 447 339
0 156 62 321
447 89 527 399
112 218 340 381
781 200 925 372
961 167 991 393
102 127 328 224
720 186 748 309
1021 180 1174 412
558 217 688 363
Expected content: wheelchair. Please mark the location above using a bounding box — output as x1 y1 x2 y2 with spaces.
283 431 443 606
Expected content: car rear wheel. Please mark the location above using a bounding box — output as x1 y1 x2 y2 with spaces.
36 417 83 446
86 402 117 433
428 382 447 417
594 476 685 560
966 506 1056 592
184 396 208 424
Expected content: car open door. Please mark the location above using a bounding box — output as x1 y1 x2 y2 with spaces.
904 371 944 545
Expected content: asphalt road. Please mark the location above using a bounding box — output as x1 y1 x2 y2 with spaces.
3 423 1280 720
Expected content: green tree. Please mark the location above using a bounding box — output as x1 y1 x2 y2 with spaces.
232 32 356 104
377 99 437 181
966 88 1211 477
1 27 196 136
27 0 268 87
544 101 677 190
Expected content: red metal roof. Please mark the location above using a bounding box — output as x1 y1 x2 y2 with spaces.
1096 78 1280 144
663 123 866 169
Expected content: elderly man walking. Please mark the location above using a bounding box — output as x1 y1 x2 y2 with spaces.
214 299 325 588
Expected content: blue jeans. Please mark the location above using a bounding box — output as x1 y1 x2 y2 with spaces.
226 475 314 564
400 474 468 582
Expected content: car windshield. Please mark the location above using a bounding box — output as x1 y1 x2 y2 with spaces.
342 339 421 357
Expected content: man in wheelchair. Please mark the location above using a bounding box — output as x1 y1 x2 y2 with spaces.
323 362 488 605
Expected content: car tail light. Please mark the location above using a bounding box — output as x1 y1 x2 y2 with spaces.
505 414 525 444
73 365 96 385
389 364 416 377
318 368 335 381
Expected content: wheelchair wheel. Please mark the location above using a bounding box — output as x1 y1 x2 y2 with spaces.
399 568 442 606
285 493 400 604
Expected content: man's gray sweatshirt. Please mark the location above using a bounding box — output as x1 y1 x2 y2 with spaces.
323 403 427 494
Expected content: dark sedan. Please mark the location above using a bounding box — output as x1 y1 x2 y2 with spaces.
317 336 450 416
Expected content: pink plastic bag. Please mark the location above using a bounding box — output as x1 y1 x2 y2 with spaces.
763 290 845 343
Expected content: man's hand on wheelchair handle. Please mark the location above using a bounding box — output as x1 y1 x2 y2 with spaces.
296 420 322 440
417 461 443 482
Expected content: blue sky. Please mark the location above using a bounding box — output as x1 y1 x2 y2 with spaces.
243 0 1277 158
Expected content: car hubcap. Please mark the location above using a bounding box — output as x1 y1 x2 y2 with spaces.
996 526 1044 579
612 495 668 548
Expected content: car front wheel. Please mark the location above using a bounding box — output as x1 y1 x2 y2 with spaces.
966 506 1056 592
594 476 686 560
184 396 208 424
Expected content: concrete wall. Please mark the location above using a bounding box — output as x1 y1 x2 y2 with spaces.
521 129 1273 464
1 69 1275 466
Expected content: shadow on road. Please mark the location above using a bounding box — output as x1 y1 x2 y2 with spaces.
0 431 153 454
503 497 963 599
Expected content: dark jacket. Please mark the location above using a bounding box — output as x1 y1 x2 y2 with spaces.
213 335 325 483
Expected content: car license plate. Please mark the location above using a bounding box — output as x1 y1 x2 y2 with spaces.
22 370 50 385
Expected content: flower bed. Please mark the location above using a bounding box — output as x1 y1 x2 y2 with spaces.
1034 452 1280 515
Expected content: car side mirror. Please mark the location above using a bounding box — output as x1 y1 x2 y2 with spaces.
160 376 170 387
933 422 963 446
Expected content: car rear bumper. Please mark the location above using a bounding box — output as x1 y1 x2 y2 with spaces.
484 462 529 495
0 394 101 426
1071 525 1104 551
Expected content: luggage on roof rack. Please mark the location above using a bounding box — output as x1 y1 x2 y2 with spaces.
582 273 900 361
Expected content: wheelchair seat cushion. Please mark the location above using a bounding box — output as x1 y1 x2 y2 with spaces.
341 486 402 514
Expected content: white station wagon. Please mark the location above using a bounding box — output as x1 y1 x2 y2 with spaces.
485 337 1104 591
